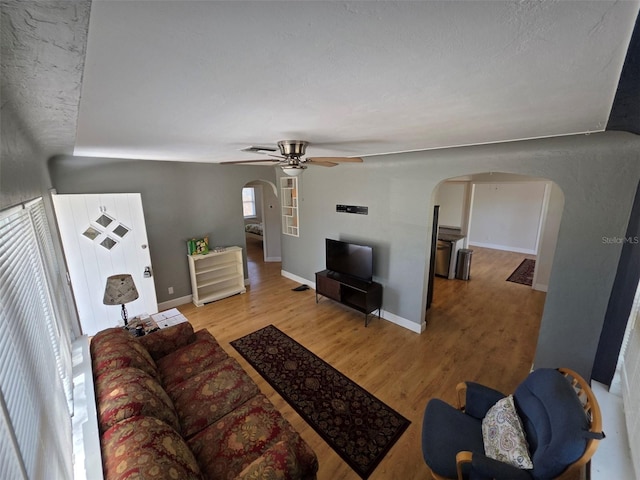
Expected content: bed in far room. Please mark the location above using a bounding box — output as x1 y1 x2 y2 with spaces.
244 222 263 239
245 223 264 251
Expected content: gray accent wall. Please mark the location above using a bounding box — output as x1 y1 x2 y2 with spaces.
1 101 51 210
49 156 277 305
50 131 640 379
1 98 82 337
280 131 640 379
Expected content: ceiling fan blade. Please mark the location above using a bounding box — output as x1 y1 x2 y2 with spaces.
220 159 281 166
240 146 278 154
306 156 363 163
306 159 338 167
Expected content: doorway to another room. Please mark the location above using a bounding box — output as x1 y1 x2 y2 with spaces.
241 180 281 284
426 173 565 353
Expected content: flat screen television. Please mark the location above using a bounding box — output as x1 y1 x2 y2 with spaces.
326 238 373 282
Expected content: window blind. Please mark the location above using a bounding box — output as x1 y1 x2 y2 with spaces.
242 187 256 217
0 198 73 479
621 286 640 478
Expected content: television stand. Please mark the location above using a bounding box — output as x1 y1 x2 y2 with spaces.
315 270 383 326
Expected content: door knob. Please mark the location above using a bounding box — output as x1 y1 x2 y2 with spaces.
143 266 152 278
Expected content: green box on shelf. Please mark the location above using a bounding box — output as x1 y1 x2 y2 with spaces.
188 237 209 255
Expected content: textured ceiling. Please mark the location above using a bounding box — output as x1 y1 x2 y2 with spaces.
1 1 90 158
74 0 640 163
3 1 639 164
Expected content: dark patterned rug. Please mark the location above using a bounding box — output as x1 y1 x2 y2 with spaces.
507 258 536 286
230 325 410 479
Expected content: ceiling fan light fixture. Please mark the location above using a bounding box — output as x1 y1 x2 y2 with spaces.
281 164 306 176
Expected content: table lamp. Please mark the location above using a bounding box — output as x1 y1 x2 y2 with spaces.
103 274 139 327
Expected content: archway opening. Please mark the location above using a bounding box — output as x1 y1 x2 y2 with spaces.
425 171 565 369
240 180 281 284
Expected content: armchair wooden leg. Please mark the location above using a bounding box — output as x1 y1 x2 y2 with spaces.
456 451 473 480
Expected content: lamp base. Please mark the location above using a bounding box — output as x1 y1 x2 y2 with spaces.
121 303 129 327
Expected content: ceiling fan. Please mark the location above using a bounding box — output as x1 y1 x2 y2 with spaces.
221 140 363 176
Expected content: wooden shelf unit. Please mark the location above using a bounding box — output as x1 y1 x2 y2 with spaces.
281 177 299 237
188 246 246 307
315 270 383 326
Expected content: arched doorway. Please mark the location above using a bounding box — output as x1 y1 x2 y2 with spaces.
425 172 565 346
241 180 281 281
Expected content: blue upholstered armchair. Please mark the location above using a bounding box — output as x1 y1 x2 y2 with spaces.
421 368 604 480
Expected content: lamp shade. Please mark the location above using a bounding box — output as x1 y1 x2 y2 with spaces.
103 274 139 306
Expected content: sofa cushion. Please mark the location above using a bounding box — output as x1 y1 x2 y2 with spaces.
156 331 228 389
188 394 319 480
95 367 180 434
235 441 303 480
101 416 202 480
137 322 196 361
91 327 158 379
167 357 260 438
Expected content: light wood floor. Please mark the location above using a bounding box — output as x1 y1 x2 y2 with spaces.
178 238 546 480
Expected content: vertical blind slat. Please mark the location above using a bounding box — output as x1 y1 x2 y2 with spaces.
0 198 74 480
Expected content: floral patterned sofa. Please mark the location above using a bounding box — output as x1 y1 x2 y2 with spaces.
90 322 318 480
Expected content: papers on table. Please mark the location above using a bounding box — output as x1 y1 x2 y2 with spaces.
151 308 189 329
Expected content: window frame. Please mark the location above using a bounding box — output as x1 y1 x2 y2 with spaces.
242 187 257 219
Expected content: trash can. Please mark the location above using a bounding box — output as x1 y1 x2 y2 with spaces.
456 249 473 280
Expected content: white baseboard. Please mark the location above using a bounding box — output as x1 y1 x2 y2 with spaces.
265 256 282 262
468 241 536 255
157 295 192 311
380 309 424 333
281 270 315 289
533 282 548 292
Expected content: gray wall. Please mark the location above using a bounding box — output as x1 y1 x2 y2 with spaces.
1 102 52 210
49 131 640 379
49 156 277 304
1 100 82 336
280 131 640 379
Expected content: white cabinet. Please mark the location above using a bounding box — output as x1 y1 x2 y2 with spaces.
188 246 246 307
281 177 299 236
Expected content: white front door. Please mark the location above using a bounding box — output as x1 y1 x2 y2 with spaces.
52 193 158 335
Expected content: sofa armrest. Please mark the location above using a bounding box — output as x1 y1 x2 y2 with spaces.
137 322 195 360
458 381 505 419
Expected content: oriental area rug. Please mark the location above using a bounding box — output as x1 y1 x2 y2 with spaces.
230 325 410 479
506 258 536 286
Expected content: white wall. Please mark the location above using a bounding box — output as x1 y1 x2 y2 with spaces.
616 283 640 478
469 182 546 254
533 182 564 291
260 181 282 262
435 182 467 228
